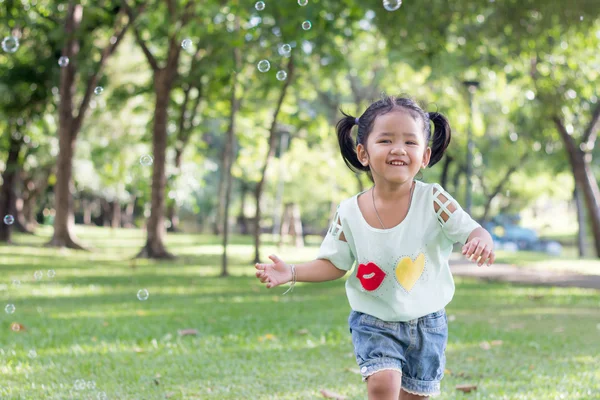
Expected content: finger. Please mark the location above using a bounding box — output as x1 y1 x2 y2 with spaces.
463 239 479 256
269 254 283 264
472 243 487 260
478 249 491 266
487 252 496 266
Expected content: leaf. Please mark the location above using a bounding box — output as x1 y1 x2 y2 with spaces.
456 384 478 393
178 328 198 336
320 389 347 399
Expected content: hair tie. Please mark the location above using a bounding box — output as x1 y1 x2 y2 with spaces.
355 117 360 125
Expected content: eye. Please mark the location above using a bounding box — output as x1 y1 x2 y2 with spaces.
378 140 391 144
407 141 417 145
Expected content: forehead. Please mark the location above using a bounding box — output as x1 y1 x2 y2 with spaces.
371 111 422 133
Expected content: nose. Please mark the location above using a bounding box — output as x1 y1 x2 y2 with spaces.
391 146 407 155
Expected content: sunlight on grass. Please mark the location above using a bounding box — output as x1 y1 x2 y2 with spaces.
1 226 599 399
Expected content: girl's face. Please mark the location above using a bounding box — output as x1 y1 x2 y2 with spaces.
357 111 431 186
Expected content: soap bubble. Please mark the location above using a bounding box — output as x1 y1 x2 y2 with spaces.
94 86 103 95
383 0 402 11
279 43 291 56
34 271 43 280
257 60 270 72
58 56 69 67
302 21 312 30
140 155 153 166
47 270 56 278
86 380 96 390
28 349 37 358
97 392 108 400
2 36 19 53
137 289 149 301
3 215 14 225
276 70 287 81
11 323 20 332
5 304 15 314
181 38 192 49
255 1 265 11
12 279 20 287
298 0 308 5
74 379 86 390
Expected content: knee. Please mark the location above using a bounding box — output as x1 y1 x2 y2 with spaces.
367 369 402 399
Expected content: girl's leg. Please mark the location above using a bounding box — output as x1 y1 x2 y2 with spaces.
398 388 428 400
366 370 402 400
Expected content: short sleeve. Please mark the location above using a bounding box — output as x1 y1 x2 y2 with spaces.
316 207 355 271
432 184 481 244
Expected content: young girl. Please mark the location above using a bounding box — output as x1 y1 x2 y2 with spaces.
255 96 495 399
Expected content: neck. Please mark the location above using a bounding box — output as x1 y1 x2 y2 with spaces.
373 180 414 203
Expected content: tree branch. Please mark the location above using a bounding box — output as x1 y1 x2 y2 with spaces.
73 9 135 133
582 101 600 145
181 0 196 27
121 0 159 71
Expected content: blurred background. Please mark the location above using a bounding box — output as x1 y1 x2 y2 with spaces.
1 0 599 264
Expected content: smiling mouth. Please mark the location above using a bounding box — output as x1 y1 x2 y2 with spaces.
388 162 408 166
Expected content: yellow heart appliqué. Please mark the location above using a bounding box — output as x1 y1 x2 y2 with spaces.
395 253 425 292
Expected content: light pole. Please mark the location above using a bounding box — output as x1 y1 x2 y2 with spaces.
462 80 479 216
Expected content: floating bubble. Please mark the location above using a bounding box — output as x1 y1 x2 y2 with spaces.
94 86 103 95
302 21 312 30
2 36 19 53
255 1 265 11
58 56 69 67
276 70 287 81
3 215 14 225
383 0 402 11
257 59 270 72
97 392 108 400
86 380 96 390
74 379 86 390
11 323 20 332
47 270 56 278
280 43 291 56
12 279 20 287
181 38 193 49
28 349 37 358
5 304 15 314
137 289 149 301
34 270 43 281
298 0 308 5
140 155 153 166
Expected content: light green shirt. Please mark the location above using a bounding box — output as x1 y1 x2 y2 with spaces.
317 180 480 322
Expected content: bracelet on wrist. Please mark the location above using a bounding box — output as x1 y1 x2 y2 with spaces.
282 264 296 296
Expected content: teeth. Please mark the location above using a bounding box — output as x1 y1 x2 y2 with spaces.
389 161 406 166
363 273 375 279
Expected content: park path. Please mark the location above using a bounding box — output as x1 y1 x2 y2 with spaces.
449 260 600 290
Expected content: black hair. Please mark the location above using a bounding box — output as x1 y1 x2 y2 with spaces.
336 96 451 179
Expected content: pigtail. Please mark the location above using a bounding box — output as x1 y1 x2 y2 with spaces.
427 112 452 167
336 111 367 174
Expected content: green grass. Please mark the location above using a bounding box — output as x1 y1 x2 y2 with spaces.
1 226 599 399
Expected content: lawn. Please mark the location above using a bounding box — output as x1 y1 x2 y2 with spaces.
1 226 599 399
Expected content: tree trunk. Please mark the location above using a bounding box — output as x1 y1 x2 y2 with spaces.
48 2 130 249
122 195 136 228
214 161 226 236
137 69 175 259
110 200 121 228
290 203 304 248
574 184 587 258
0 133 22 243
238 181 249 235
479 155 525 223
253 56 294 263
553 116 600 257
82 198 93 225
221 45 242 277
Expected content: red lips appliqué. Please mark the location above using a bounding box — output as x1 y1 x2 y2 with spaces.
356 262 386 291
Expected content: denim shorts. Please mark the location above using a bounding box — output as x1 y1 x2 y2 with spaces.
348 308 448 397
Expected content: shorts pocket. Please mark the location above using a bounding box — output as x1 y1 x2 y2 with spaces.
419 309 447 332
359 313 397 331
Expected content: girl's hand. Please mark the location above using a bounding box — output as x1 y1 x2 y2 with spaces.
255 254 293 289
462 237 495 267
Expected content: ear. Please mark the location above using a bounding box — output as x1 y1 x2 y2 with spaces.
422 146 431 168
356 143 369 166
